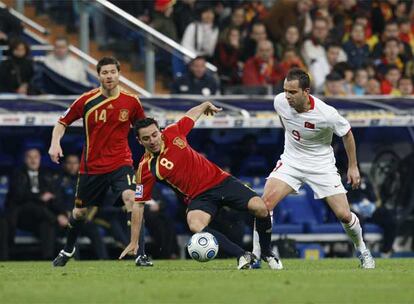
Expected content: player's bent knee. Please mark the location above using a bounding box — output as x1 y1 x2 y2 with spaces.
248 197 269 217
122 190 135 212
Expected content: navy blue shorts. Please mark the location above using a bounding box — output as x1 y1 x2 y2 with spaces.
75 166 135 208
187 176 259 217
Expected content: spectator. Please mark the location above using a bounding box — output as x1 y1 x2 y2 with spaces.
240 21 267 61
302 16 328 66
279 47 306 72
333 62 354 95
371 20 412 62
181 6 219 60
375 38 404 77
44 37 89 85
324 71 346 96
173 0 196 40
213 26 243 86
302 16 347 67
0 7 23 46
5 148 65 259
151 0 177 41
275 25 302 60
264 0 313 42
171 56 218 95
242 40 285 87
343 24 370 69
398 17 414 52
219 6 246 39
365 77 381 95
58 154 108 260
398 77 413 96
380 64 401 95
353 68 369 96
309 43 344 93
0 38 35 94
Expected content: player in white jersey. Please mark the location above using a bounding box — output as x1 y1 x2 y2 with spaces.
253 68 375 269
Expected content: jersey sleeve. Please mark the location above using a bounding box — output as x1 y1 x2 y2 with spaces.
58 96 84 126
177 116 195 136
273 93 285 114
165 116 195 137
327 108 351 137
132 96 146 121
135 158 155 203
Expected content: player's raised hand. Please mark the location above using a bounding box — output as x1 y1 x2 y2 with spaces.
203 101 222 116
119 242 139 259
347 166 361 190
48 144 64 164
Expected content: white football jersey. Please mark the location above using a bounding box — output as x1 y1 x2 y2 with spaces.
274 92 350 173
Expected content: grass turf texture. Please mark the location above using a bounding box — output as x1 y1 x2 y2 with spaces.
0 259 413 304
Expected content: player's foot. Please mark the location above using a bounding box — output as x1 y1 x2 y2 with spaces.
237 252 255 270
358 249 375 269
52 247 75 267
135 255 154 267
262 255 283 270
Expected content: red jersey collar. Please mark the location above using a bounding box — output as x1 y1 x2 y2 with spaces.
308 95 315 111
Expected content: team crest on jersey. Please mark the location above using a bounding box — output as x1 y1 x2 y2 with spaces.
304 121 315 129
135 184 143 199
173 137 186 149
119 109 129 122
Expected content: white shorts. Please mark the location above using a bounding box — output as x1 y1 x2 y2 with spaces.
267 160 346 199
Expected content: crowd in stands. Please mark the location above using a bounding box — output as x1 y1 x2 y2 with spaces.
2 0 414 97
142 0 414 96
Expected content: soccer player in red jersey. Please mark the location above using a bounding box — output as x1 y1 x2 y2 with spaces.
48 57 149 266
119 101 283 270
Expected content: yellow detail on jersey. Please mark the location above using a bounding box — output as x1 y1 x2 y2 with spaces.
135 153 151 184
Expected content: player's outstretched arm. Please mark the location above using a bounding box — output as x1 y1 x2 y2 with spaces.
119 202 144 259
48 123 66 164
185 101 222 122
342 130 361 189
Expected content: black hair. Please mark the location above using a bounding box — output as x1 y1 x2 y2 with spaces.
9 38 30 58
134 118 159 138
286 68 310 90
96 56 120 74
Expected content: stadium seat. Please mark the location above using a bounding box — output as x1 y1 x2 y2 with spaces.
273 224 304 234
238 155 269 176
363 223 383 234
277 191 319 226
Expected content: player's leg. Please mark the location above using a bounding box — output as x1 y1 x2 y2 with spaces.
53 173 109 267
252 176 296 261
306 170 374 269
53 207 87 266
114 167 153 266
325 193 375 268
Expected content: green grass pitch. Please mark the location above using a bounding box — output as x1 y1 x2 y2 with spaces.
1 258 413 303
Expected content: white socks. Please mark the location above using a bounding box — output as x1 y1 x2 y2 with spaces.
341 212 367 252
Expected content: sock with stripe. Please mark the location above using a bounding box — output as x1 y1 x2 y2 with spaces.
341 212 366 252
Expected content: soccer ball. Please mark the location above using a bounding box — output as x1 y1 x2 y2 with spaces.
187 232 219 262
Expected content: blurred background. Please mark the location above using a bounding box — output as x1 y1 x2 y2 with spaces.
0 0 413 261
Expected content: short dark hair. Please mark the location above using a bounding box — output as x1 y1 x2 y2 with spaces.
134 118 159 138
286 68 310 90
96 56 120 74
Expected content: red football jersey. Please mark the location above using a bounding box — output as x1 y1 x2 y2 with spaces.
59 88 145 174
134 116 230 203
